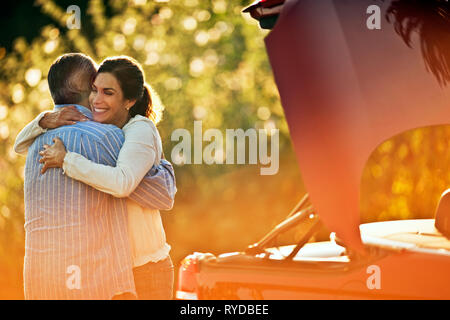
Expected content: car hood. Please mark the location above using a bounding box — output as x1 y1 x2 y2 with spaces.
264 0 450 250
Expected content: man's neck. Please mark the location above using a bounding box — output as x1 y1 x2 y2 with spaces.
54 102 93 120
77 98 91 110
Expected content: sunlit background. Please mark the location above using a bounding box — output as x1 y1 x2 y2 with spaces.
0 0 448 299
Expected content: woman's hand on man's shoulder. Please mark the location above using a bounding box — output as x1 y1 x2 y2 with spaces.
39 106 89 129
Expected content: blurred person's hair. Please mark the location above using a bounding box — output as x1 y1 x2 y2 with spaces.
47 53 97 104
97 56 163 124
386 0 450 86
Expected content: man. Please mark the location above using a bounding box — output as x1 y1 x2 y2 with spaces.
23 53 175 299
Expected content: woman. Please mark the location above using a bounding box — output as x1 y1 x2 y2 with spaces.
14 56 174 300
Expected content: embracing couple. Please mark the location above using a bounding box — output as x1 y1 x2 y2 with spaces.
14 53 177 300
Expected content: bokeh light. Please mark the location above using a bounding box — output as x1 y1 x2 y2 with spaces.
11 84 25 104
25 69 42 87
0 106 8 120
182 16 197 31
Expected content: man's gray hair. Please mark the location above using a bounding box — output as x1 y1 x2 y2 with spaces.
47 53 97 104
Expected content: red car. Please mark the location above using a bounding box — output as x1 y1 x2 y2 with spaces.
178 0 450 300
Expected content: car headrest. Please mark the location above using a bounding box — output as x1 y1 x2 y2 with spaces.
435 189 450 238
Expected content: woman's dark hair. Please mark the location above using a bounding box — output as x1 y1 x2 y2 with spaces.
97 56 163 123
385 0 450 86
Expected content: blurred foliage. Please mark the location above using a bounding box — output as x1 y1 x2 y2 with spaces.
0 0 448 299
360 126 450 223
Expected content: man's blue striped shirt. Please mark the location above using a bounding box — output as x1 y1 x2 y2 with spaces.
24 104 136 299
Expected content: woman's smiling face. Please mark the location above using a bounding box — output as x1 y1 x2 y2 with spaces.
89 72 134 128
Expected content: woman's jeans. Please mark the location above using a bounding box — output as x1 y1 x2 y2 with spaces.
132 256 174 300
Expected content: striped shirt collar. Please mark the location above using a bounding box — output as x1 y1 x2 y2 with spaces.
54 104 93 120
